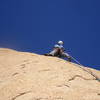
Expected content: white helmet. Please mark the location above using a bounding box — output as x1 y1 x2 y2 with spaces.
58 40 63 45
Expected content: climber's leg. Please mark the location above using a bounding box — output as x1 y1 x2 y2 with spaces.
44 48 59 56
49 48 59 56
61 52 72 62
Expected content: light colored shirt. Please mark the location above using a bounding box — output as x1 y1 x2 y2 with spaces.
54 44 64 49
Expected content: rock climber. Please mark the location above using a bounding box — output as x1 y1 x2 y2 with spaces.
45 41 72 62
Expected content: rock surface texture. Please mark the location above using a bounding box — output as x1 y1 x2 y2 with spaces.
0 48 100 100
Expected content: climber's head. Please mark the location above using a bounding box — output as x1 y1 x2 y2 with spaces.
58 41 64 45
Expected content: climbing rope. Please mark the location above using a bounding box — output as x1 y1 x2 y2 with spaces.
68 54 100 82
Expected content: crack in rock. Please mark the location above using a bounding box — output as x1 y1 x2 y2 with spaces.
98 93 100 95
85 68 100 81
71 63 100 82
68 75 95 82
12 73 19 76
64 84 70 87
20 64 26 69
57 84 70 88
38 69 50 72
11 91 31 100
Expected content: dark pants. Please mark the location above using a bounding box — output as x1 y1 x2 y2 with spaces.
49 48 71 61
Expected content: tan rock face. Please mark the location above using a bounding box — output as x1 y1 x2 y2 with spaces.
0 48 100 100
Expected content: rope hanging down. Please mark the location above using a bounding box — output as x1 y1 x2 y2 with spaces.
68 54 100 82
